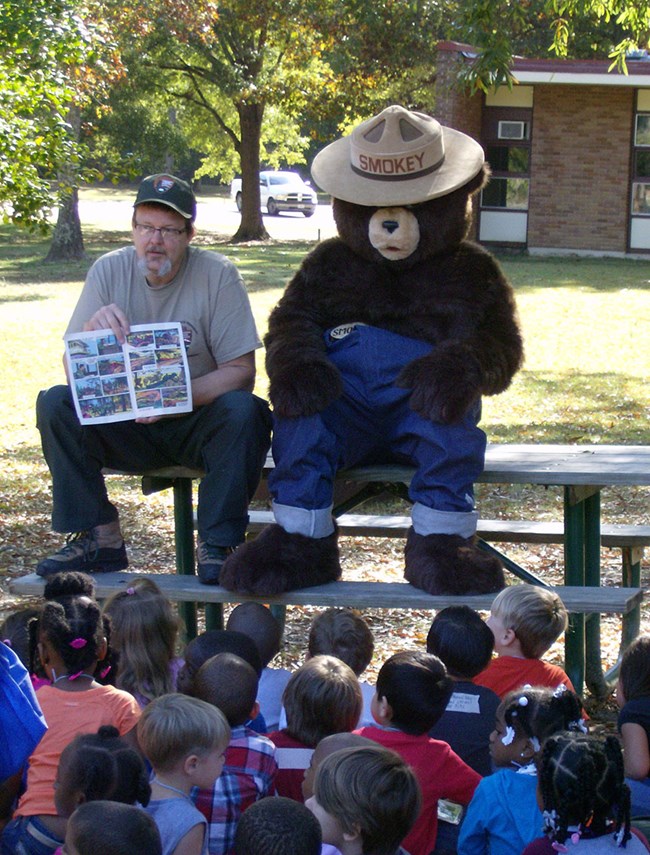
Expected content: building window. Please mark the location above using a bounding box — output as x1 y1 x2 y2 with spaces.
629 93 650 250
482 177 530 209
635 114 650 146
481 108 532 211
632 183 650 215
632 111 650 215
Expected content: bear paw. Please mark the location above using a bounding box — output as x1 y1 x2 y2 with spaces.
219 523 341 595
404 528 505 595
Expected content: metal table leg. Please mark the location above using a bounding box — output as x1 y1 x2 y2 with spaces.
564 486 586 693
172 477 198 640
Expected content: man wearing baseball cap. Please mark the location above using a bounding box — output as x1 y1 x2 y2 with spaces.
35 174 272 583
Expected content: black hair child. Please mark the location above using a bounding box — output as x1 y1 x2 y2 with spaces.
64 801 162 855
427 605 500 776
524 732 644 854
54 725 151 820
459 685 589 855
1 590 141 855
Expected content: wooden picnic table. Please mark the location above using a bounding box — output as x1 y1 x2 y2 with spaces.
334 444 650 695
96 443 648 696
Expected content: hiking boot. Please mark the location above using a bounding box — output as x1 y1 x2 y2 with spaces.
197 538 234 585
36 530 128 578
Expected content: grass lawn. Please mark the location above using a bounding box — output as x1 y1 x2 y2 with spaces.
0 213 648 689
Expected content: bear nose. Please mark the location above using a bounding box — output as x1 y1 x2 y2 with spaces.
382 219 399 234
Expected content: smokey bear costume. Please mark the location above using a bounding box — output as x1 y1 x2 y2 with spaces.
220 105 524 596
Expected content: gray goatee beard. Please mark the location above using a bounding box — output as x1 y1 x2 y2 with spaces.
137 255 172 280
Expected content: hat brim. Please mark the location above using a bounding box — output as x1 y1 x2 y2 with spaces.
311 127 484 206
134 198 193 219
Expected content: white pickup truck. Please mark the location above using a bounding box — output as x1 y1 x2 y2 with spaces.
230 170 317 217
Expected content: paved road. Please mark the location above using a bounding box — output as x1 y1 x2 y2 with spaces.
78 193 338 242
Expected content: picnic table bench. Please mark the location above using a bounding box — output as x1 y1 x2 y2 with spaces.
10 444 650 698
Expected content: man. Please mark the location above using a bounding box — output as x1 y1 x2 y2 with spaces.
36 173 271 584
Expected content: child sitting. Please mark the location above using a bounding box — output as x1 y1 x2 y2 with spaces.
139 693 231 855
304 608 375 728
102 578 183 707
191 652 278 855
64 801 162 855
522 731 650 854
0 607 41 673
177 630 262 706
267 655 362 802
0 637 47 831
1 593 141 855
474 584 577 698
427 605 500 776
306 744 421 855
356 650 480 855
234 796 322 855
54 725 151 820
458 685 586 855
225 603 291 732
302 732 375 802
617 634 650 817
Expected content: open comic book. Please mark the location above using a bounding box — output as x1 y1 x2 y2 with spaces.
65 322 193 425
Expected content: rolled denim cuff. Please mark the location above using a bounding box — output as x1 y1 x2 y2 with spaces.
411 503 478 539
272 502 335 538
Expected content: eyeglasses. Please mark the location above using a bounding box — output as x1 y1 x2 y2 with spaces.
134 222 188 240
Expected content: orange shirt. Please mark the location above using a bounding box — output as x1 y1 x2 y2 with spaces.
15 683 141 817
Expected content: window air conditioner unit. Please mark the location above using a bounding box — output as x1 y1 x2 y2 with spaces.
498 120 528 140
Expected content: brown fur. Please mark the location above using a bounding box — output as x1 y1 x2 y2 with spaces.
221 166 523 596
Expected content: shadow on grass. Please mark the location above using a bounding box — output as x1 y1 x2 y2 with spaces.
485 371 649 444
495 253 650 294
0 293 49 304
0 227 129 285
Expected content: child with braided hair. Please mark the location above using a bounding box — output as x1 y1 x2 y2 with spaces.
522 732 650 855
617 634 650 817
0 592 141 855
458 685 587 855
53 725 151 819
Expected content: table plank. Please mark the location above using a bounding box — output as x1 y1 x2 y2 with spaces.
9 573 643 615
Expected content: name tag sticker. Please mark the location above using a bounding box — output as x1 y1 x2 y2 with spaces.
446 692 481 714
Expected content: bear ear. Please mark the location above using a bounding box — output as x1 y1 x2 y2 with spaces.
463 163 491 197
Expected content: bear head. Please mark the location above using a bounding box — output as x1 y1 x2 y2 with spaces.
331 164 489 268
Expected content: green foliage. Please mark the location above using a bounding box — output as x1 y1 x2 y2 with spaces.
83 66 200 181
0 0 123 230
99 0 446 182
0 1 84 229
455 0 650 92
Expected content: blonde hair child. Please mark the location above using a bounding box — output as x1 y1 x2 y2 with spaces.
138 694 230 855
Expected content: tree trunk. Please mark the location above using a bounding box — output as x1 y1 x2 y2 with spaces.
232 101 269 242
44 185 86 262
44 105 86 262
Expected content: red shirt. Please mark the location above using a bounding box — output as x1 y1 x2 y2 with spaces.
267 730 313 803
473 656 577 698
356 725 481 855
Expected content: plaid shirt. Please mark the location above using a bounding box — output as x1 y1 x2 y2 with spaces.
193 726 278 855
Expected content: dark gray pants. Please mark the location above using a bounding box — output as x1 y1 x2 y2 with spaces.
36 385 272 547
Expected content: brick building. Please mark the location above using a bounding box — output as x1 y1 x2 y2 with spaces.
435 41 650 255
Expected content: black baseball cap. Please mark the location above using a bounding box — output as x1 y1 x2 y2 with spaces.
134 173 197 220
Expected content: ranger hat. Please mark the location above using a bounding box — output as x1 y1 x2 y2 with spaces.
134 173 197 220
311 104 485 206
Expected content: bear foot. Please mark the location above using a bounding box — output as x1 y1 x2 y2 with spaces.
404 528 505 595
219 523 341 595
